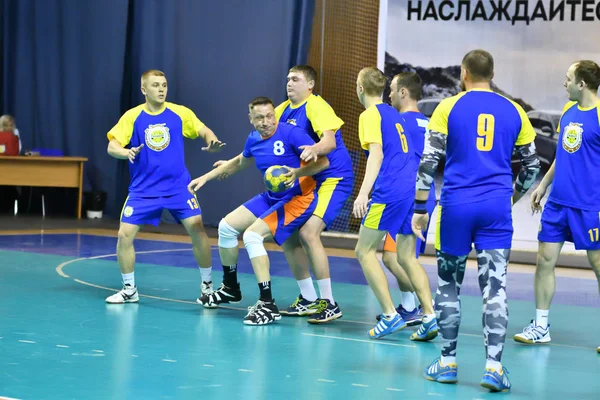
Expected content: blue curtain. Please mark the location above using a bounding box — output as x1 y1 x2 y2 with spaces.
1 0 315 225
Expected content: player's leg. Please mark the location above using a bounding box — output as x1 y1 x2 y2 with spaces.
243 192 317 325
199 204 258 308
377 234 422 326
279 232 319 316
514 200 567 344
167 190 213 296
298 177 352 311
106 196 163 304
423 203 472 384
396 233 438 341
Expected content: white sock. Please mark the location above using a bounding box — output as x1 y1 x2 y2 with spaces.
440 355 456 366
536 309 549 329
200 267 212 283
485 359 502 371
400 291 416 311
122 272 135 288
423 313 435 323
297 277 318 302
383 312 398 321
317 278 334 304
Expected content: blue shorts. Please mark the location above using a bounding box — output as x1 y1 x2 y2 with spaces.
384 195 437 258
436 196 513 256
120 188 201 226
538 200 600 250
362 196 414 237
244 192 318 246
314 176 354 227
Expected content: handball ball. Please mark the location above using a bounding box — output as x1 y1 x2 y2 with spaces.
264 165 291 193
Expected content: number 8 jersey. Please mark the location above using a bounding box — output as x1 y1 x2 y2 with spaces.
427 89 535 206
242 122 317 200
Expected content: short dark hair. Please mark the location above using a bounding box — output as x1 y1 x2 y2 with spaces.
574 60 600 91
359 67 388 96
289 64 317 84
248 96 274 110
462 49 494 82
394 72 423 100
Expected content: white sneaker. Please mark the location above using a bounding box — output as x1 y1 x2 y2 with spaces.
106 285 139 304
513 320 551 344
201 281 214 296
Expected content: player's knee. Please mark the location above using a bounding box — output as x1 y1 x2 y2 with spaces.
242 230 267 259
382 251 396 269
396 251 416 267
536 249 557 269
117 228 136 247
218 219 239 249
299 218 324 245
354 243 373 262
185 216 206 235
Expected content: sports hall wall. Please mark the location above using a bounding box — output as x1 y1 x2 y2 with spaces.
0 0 314 224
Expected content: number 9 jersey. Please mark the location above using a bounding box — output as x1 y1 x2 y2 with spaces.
428 89 535 207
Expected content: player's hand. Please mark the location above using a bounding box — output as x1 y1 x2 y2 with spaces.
128 144 144 163
202 140 226 153
213 160 229 180
530 184 547 214
411 213 429 241
282 168 298 188
188 176 207 194
298 145 319 163
352 194 370 219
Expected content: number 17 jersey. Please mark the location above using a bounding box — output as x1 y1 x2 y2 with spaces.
427 89 535 206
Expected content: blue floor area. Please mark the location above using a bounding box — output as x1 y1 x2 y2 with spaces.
1 234 599 399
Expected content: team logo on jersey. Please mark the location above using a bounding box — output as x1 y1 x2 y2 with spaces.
562 122 583 153
145 123 170 152
123 206 134 217
286 119 297 126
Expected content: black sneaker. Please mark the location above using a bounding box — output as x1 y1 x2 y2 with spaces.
243 299 282 325
280 294 318 316
198 282 242 308
307 299 342 324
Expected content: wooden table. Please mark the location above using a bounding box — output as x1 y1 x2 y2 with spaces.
0 156 88 219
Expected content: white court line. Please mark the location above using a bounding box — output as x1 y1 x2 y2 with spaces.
352 383 369 387
203 364 214 367
18 340 36 344
317 379 335 383
92 350 104 353
56 345 69 348
54 247 598 352
302 333 416 348
162 359 177 363
238 369 253 373
386 388 404 392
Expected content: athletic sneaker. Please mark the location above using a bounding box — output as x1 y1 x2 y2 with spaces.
243 299 282 325
480 367 511 392
376 305 423 326
106 284 139 304
410 317 439 341
307 299 342 324
513 320 551 344
369 313 406 339
280 294 318 316
198 282 242 308
424 358 458 384
201 281 214 296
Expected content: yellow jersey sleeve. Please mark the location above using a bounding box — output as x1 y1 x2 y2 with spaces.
106 105 144 147
427 97 455 135
305 95 344 138
275 100 292 120
512 102 536 146
168 103 205 139
557 101 578 133
358 105 382 150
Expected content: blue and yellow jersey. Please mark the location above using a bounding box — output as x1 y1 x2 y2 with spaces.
399 110 436 198
428 89 535 206
275 94 353 181
549 101 600 210
242 122 316 201
107 102 203 196
359 102 416 203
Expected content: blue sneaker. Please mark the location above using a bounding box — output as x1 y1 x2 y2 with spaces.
410 316 439 341
399 305 423 326
369 313 406 339
480 367 511 392
424 358 458 383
